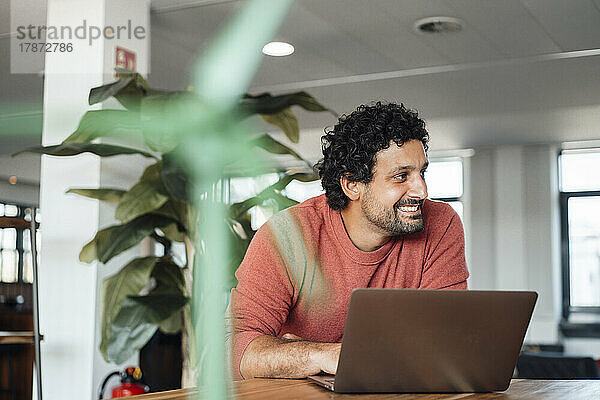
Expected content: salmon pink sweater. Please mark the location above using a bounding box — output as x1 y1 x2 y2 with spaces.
228 194 469 379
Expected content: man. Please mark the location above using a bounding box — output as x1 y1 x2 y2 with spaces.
227 102 469 380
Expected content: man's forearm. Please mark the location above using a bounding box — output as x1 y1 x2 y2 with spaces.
239 334 341 379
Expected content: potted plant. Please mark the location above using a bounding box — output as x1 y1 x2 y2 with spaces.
17 69 334 385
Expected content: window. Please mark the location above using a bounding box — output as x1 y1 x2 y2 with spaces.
281 179 324 204
1 227 18 283
0 202 40 284
559 149 600 330
229 173 281 230
426 159 464 220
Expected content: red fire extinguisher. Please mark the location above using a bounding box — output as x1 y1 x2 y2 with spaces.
98 366 150 399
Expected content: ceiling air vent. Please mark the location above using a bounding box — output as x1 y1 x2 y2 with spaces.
414 17 463 34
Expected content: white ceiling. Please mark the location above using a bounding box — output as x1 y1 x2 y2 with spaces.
2 0 600 157
151 0 600 86
150 0 600 153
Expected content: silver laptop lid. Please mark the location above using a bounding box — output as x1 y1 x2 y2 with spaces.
333 289 537 393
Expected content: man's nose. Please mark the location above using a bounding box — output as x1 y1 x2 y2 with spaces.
408 175 428 199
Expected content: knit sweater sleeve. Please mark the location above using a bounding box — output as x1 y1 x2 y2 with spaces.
419 203 470 289
226 222 295 380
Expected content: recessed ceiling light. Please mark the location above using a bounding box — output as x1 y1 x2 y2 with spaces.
414 17 463 34
262 41 294 57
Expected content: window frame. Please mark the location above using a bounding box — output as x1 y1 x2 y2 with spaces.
558 148 600 337
0 203 37 284
559 190 600 318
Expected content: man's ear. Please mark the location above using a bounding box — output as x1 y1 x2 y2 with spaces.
339 174 361 201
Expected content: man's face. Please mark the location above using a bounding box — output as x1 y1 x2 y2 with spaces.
360 139 429 235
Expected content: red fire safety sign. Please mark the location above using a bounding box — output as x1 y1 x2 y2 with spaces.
115 46 136 71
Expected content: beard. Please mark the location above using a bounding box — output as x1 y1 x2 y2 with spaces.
361 185 425 235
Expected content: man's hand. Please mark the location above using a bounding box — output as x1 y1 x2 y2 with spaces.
239 334 342 379
281 333 302 340
311 341 341 375
282 333 341 374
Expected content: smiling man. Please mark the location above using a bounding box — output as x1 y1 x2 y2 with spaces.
227 102 469 380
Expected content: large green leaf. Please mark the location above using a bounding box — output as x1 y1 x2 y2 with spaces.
140 94 193 153
105 291 188 363
115 163 169 223
249 134 307 163
105 298 159 364
79 234 101 264
66 188 126 203
63 110 141 143
105 278 188 363
270 191 299 211
116 161 189 231
229 172 307 218
161 150 191 201
158 310 183 334
148 259 187 332
153 200 189 231
139 160 168 186
128 293 188 323
89 69 171 111
260 107 299 143
89 76 136 106
14 143 156 159
151 258 186 293
271 171 318 189
115 182 169 223
283 171 320 182
240 91 330 115
226 219 250 288
99 256 159 360
229 196 263 220
159 223 186 243
80 214 175 264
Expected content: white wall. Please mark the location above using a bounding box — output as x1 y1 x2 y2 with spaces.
0 153 40 206
469 143 600 355
470 144 561 343
39 1 151 399
469 148 496 290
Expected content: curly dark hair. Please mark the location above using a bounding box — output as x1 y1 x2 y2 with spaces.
315 102 429 210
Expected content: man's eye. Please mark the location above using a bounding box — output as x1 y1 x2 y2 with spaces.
395 173 407 180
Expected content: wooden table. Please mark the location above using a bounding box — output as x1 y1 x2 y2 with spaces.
126 378 600 399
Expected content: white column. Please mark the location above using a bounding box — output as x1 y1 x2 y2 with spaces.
522 145 561 343
470 144 561 343
493 146 528 290
469 148 496 290
39 1 150 399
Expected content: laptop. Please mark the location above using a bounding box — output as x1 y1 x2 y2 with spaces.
308 289 537 393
